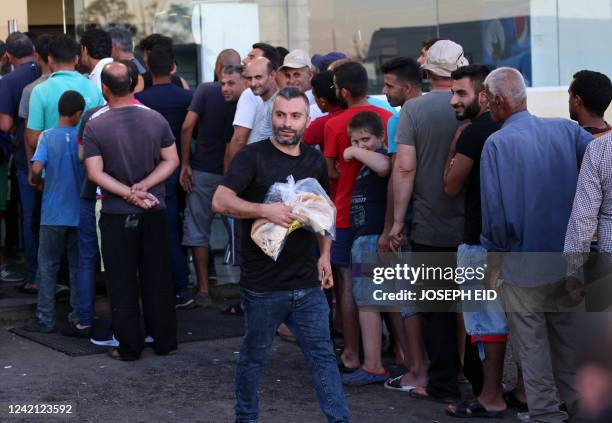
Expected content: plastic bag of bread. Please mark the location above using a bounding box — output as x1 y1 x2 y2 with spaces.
251 176 336 260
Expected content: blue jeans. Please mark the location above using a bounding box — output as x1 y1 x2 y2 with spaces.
166 171 189 291
457 243 508 361
17 169 38 283
36 225 78 327
77 198 99 326
235 287 350 423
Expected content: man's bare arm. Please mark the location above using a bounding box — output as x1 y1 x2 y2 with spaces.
85 156 133 198
225 126 251 172
179 111 198 192
392 144 417 227
25 128 41 150
134 144 180 192
0 113 13 133
212 185 293 227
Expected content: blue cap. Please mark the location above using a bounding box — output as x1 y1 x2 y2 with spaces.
311 52 347 72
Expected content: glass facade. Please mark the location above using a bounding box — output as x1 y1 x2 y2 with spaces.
61 0 612 92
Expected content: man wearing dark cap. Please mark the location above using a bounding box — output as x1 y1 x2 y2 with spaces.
311 51 347 73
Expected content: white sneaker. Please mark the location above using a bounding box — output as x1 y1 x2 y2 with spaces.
90 334 119 347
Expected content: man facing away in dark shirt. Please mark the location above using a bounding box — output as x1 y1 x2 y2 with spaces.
212 87 349 423
135 45 193 308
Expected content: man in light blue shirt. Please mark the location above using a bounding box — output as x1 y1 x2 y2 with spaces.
480 67 592 423
27 34 104 144
23 91 85 333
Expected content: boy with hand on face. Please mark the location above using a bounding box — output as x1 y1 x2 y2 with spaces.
341 111 392 386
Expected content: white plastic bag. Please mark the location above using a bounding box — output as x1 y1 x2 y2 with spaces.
251 176 336 260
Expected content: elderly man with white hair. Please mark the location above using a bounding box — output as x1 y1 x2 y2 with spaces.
480 67 593 423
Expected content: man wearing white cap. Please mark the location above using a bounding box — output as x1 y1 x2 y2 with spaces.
280 49 323 120
389 39 468 403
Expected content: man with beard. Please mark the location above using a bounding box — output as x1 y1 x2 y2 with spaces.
212 86 350 423
442 65 508 418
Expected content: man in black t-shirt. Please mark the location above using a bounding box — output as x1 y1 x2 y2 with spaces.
443 65 508 419
212 87 349 423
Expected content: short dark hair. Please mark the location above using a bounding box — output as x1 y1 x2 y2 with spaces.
276 46 289 63
6 32 34 58
118 59 139 92
347 111 385 138
570 70 612 117
33 33 54 65
275 86 310 112
80 28 112 60
0 40 6 57
58 90 85 117
222 64 245 77
107 27 133 53
101 63 131 96
138 34 173 53
334 62 368 99
380 57 422 86
147 45 174 77
48 34 80 64
422 37 442 50
252 42 279 70
451 64 491 92
311 71 338 106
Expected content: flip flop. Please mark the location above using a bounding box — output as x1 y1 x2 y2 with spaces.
446 400 505 419
383 375 416 392
409 389 459 404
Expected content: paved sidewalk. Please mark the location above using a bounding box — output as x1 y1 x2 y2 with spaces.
0 328 519 422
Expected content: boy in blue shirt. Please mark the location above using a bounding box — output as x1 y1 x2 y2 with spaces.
23 90 85 333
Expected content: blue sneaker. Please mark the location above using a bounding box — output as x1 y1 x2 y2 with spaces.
342 368 389 386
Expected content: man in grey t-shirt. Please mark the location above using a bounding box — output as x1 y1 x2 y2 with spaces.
389 40 468 403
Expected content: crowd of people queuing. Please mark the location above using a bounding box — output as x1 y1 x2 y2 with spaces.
0 27 611 423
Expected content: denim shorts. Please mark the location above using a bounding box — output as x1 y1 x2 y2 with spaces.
331 227 354 267
351 235 378 307
457 243 508 359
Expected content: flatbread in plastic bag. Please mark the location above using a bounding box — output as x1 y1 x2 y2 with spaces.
251 176 336 260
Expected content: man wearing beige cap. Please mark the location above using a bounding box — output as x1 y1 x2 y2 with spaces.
389 39 468 403
280 49 323 119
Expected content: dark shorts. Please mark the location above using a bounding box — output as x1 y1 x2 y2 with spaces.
331 227 354 267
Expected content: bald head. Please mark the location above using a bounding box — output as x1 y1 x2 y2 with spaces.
101 62 131 96
215 49 241 80
246 57 277 98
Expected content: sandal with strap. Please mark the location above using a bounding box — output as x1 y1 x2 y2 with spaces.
446 400 505 419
